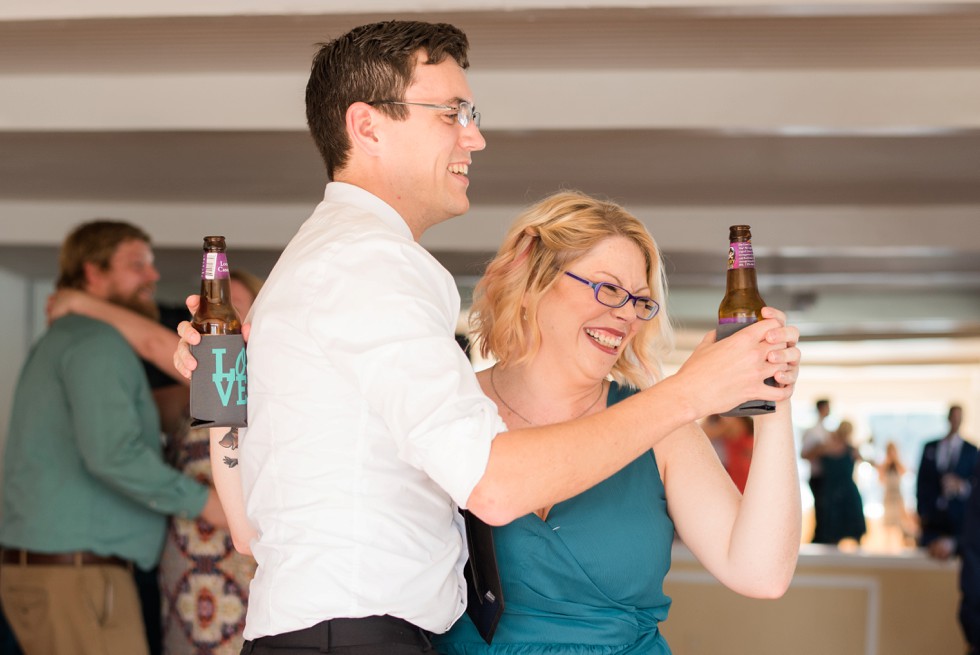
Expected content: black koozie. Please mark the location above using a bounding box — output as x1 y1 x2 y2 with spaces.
717 321 777 416
190 334 248 428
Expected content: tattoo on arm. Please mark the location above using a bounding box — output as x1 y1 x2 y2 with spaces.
219 428 239 468
218 428 239 450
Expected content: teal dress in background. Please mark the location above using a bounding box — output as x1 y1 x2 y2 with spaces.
435 382 675 654
813 446 866 545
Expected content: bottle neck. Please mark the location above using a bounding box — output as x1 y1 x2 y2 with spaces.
199 277 233 303
728 239 755 269
192 246 241 334
726 240 758 290
201 250 229 281
199 249 233 305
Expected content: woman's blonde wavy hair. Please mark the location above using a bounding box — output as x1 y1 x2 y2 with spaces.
470 190 673 389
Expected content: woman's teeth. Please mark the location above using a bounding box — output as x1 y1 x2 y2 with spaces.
585 328 622 349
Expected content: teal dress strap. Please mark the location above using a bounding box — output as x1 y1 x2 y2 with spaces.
436 381 675 654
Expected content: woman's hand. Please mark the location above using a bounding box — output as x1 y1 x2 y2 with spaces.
760 306 800 391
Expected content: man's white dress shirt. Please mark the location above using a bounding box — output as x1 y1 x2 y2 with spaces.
240 183 505 639
937 434 965 474
802 422 830 477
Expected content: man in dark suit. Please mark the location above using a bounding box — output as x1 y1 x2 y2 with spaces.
959 453 980 654
917 405 978 559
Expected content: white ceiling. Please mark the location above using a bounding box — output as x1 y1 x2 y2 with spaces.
1 1 979 350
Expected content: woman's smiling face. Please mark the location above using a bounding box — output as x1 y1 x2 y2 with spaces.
534 235 650 379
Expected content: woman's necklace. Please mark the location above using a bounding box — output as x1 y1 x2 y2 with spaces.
490 366 605 427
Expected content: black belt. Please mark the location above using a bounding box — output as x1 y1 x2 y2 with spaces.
0 548 130 568
248 616 432 650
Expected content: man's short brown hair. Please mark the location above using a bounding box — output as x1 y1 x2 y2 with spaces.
57 220 151 290
305 20 470 179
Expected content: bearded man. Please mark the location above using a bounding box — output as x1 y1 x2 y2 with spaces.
0 220 225 655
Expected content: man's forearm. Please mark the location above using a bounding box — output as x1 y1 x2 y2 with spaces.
467 318 795 525
467 375 698 525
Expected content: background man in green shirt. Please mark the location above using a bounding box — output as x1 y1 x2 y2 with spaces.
0 220 226 655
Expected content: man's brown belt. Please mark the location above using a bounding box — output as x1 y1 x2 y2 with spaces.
0 549 129 568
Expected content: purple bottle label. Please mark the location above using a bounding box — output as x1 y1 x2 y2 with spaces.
202 252 230 280
717 317 758 340
718 316 758 326
728 242 756 270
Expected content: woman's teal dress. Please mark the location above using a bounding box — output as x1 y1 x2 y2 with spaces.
435 382 675 654
812 446 866 544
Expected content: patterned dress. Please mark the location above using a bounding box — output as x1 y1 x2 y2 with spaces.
159 427 257 655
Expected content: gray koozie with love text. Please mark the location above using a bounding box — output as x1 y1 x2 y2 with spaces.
190 334 248 428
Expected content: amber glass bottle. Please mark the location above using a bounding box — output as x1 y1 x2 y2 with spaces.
718 225 776 417
190 236 247 427
192 236 242 335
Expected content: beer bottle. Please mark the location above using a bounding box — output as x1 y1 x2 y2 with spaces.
189 236 248 427
718 225 776 417
192 236 242 335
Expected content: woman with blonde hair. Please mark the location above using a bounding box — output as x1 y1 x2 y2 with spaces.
878 441 915 549
435 191 801 654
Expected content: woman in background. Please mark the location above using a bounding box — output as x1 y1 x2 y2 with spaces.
812 420 867 547
158 269 262 655
704 415 756 494
878 440 915 549
722 416 755 494
433 191 801 654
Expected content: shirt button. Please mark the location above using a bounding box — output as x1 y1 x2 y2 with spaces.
149 501 158 509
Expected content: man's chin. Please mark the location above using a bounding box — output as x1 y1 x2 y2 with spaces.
109 295 160 321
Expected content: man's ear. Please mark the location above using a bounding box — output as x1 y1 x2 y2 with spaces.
346 102 384 157
82 260 105 295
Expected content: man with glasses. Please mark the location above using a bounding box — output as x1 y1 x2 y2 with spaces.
175 20 800 654
369 99 480 128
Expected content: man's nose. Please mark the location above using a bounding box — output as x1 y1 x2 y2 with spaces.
461 123 486 152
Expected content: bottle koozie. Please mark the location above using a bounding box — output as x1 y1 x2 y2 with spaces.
189 334 248 428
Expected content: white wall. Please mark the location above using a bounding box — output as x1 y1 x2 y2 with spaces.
0 269 35 511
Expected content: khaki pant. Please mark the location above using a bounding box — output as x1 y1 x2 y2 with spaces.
0 560 149 655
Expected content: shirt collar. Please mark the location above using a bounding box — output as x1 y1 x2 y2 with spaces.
323 182 414 241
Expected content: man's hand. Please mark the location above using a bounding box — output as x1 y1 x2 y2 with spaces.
174 294 251 379
927 536 956 560
942 472 970 499
174 294 203 379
